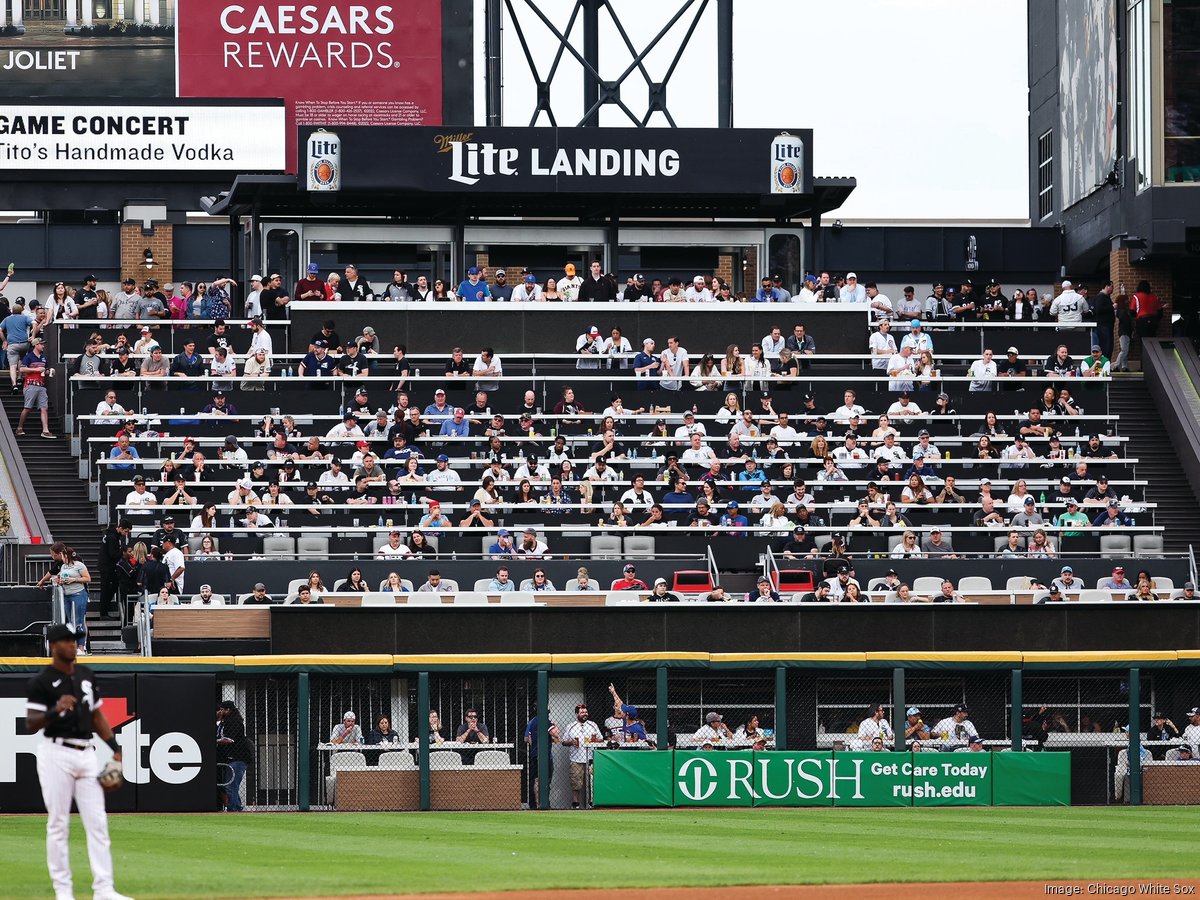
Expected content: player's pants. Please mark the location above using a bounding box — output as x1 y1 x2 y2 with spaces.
36 740 114 898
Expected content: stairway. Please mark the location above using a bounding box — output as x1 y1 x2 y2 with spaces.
1 389 121 651
1109 376 1200 556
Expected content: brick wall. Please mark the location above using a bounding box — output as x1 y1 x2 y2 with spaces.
120 223 173 285
1109 248 1173 329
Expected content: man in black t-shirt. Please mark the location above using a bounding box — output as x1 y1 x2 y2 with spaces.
26 623 132 900
998 346 1028 390
259 273 290 321
309 321 342 354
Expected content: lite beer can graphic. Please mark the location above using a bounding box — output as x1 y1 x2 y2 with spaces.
770 132 805 194
307 129 341 192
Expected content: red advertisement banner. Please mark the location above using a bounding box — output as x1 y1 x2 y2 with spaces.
177 2 443 170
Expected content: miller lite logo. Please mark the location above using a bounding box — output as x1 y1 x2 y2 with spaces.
307 129 340 192
770 132 805 194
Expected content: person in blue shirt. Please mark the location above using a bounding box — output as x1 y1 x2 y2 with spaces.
438 408 470 437
719 500 749 536
457 266 491 302
299 340 336 378
523 715 559 808
736 458 767 492
752 277 780 302
1093 499 1133 527
109 433 141 471
632 337 660 389
486 565 516 592
1 297 36 390
660 477 695 524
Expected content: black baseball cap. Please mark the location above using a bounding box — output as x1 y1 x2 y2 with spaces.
47 623 79 643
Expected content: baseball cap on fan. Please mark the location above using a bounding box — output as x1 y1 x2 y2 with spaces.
307 263 319 274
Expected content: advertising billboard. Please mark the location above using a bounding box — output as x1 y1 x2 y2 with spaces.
297 126 815 195
179 1 443 163
1058 0 1118 209
0 102 286 171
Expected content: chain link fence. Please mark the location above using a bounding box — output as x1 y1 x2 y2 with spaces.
210 662 1200 810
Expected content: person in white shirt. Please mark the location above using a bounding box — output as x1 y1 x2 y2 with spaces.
692 711 735 743
576 327 604 369
832 390 865 424
583 458 619 483
873 433 908 469
620 476 656 509
94 391 126 425
887 345 916 391
241 507 275 532
472 348 503 392
795 276 819 303
869 321 897 370
866 283 893 320
425 455 462 491
559 263 583 302
839 272 866 303
124 477 157 512
1183 707 1200 755
832 433 868 469
161 535 187 594
673 411 707 441
760 327 785 356
769 413 800 446
931 705 980 746
680 433 718 469
325 413 365 441
377 530 413 559
243 275 264 318
512 457 550 482
967 348 998 392
1049 280 1086 323
857 703 895 748
318 461 351 487
601 327 632 368
248 316 274 360
887 394 922 417
510 274 542 302
683 275 713 302
659 337 689 391
560 703 605 808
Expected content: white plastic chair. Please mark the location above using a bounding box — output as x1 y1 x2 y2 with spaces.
1077 589 1114 603
1006 575 1032 592
473 749 512 768
912 576 943 595
958 576 993 593
377 751 417 770
429 749 463 770
325 751 367 805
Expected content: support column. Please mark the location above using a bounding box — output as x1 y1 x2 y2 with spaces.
296 672 310 811
82 0 92 27
485 0 502 126
149 0 160 27
417 672 431 810
581 0 600 127
891 668 905 750
1010 668 1023 753
1128 667 1142 805
135 0 145 26
716 0 733 128
11 0 24 31
655 667 668 750
66 0 78 31
774 667 787 751
536 670 549 810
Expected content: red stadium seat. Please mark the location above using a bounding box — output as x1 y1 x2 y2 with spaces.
774 570 815 593
672 570 714 595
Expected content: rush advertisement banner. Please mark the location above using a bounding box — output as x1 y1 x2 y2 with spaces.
0 672 215 813
297 126 815 195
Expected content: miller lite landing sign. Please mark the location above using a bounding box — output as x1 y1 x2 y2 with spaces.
770 132 805 194
305 126 815 196
307 128 341 191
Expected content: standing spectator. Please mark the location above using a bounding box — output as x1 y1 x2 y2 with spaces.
36 543 91 652
559 262 583 302
295 263 327 305
16 336 54 438
456 266 490 303
337 264 374 302
560 703 604 808
216 701 253 812
576 326 604 369
97 519 131 620
1131 280 1162 342
1 297 35 390
1113 294 1134 372
1183 707 1200 754
659 336 689 391
1092 281 1116 358
577 260 617 302
260 273 291 321
523 714 559 809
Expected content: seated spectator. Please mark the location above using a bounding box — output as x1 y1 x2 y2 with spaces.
846 500 881 528
242 582 275 605
693 712 734 743
329 711 363 745
380 572 407 595
366 714 402 745
1093 499 1133 527
647 578 680 602
377 530 412 559
719 500 748 535
920 527 957 557
744 576 782 603
489 529 517 559
781 524 818 559
516 527 549 559
935 579 968 603
487 566 515 592
342 568 369 593
456 710 490 744
611 564 648 591
417 569 452 593
572 567 598 591
527 568 556 591
1127 579 1159 602
419 501 451 530
290 586 322 605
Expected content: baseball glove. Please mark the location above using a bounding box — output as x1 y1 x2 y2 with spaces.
98 760 124 793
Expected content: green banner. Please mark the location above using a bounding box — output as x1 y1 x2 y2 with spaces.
673 751 756 807
593 750 674 807
910 752 993 806
831 752 912 807
992 752 1072 806
752 752 834 807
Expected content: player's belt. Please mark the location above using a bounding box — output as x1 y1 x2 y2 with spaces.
49 737 91 750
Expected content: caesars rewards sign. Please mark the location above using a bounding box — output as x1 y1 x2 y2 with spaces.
303 126 813 195
178 2 443 166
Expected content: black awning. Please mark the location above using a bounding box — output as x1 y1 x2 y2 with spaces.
201 174 856 222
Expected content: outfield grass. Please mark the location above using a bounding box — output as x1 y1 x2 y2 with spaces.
1 808 1197 899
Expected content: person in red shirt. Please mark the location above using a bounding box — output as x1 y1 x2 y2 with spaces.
610 563 648 591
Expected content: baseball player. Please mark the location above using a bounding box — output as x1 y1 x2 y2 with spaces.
25 623 134 900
